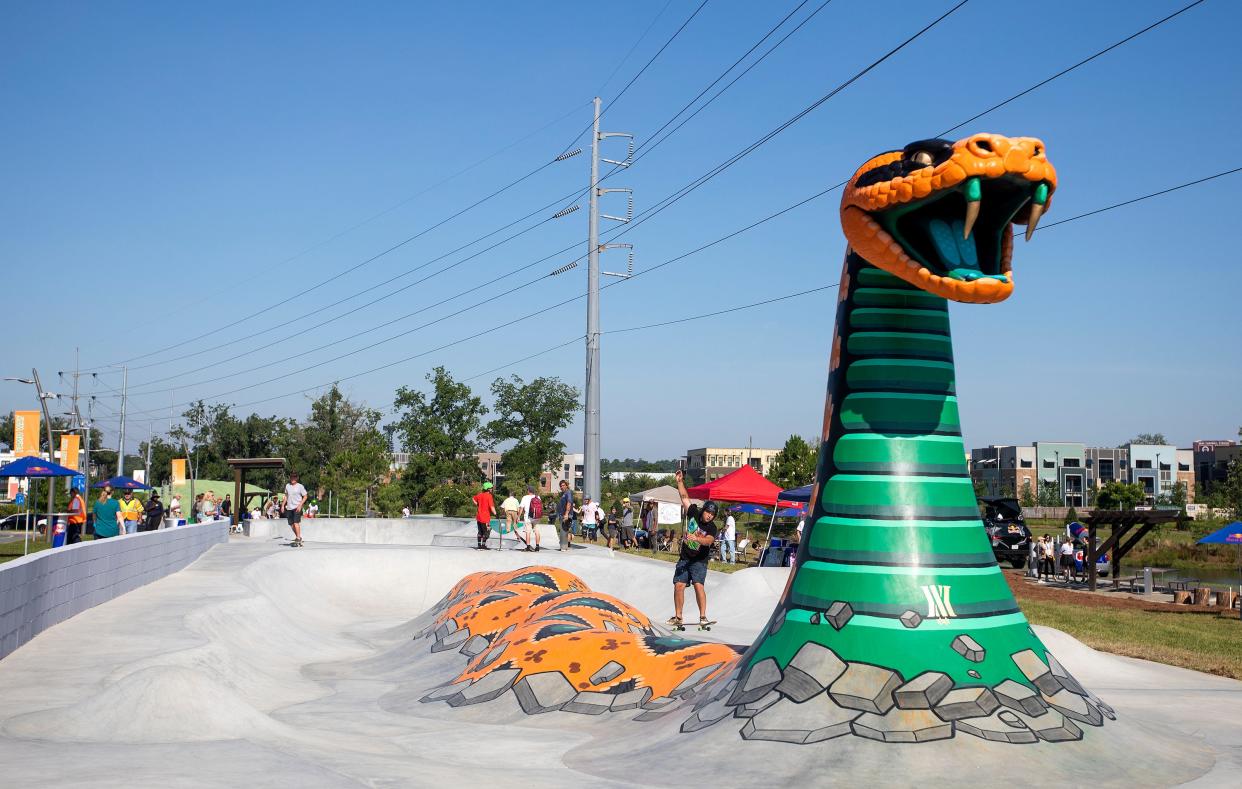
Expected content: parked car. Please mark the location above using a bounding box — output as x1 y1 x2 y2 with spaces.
0 512 44 533
979 496 1032 569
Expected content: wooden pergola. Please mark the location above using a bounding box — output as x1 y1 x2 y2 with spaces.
1084 509 1187 591
226 457 286 525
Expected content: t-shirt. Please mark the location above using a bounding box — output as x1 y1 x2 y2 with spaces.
169 497 182 515
680 504 719 563
558 489 574 521
284 483 307 511
724 515 736 541
473 491 494 523
501 496 520 513
519 494 536 520
621 507 633 529
93 498 121 538
1059 542 1074 557
581 503 601 525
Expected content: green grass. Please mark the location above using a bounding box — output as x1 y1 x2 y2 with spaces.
1019 596 1242 680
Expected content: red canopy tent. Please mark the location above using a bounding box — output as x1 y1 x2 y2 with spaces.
684 465 789 506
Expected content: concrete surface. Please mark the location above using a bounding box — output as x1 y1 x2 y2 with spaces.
0 519 228 661
0 538 1236 787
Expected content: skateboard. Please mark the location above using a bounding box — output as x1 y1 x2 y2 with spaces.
289 538 303 548
670 619 716 632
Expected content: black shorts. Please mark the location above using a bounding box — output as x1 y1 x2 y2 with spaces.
285 508 302 525
673 557 708 586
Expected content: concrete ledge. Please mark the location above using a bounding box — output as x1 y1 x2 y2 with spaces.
0 519 228 661
242 516 474 545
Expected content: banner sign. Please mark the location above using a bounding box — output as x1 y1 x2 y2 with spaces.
13 410 40 457
6 478 18 500
657 501 682 525
171 458 186 485
59 433 81 472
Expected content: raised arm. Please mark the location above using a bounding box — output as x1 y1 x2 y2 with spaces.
674 469 691 512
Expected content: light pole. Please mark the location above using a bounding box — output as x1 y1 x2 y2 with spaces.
4 371 59 537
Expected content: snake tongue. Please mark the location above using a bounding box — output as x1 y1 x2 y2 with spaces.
929 218 980 279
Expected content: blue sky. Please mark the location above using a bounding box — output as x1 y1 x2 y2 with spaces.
2 0 1239 461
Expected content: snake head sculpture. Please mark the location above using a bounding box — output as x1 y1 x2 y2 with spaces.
841 133 1056 303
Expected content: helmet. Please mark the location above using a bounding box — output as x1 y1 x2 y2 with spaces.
701 501 719 516
483 482 493 490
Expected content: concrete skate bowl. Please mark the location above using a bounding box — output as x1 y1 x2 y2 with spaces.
245 514 566 549
0 544 1232 787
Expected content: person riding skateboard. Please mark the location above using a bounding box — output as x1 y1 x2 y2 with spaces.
670 469 718 628
284 472 308 546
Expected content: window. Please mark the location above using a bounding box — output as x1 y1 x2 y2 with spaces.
1097 459 1115 482
1062 458 1080 468
1135 460 1152 469
1178 462 1190 472
563 464 569 473
1042 459 1054 468
1019 459 1032 468
1086 458 1093 468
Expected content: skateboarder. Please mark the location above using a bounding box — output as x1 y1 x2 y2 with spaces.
284 472 308 546
670 469 718 629
556 479 574 551
518 485 541 551
472 482 496 550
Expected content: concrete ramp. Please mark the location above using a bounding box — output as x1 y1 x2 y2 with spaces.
0 541 1235 787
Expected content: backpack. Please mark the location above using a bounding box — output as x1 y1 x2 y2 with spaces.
530 496 543 519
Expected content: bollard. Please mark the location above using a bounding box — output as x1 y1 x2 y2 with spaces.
1143 567 1153 595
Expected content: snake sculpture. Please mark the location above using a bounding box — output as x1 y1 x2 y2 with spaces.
415 133 1114 745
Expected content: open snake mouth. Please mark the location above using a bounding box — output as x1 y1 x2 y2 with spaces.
880 174 1047 283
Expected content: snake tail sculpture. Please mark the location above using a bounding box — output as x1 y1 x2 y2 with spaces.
418 133 1114 746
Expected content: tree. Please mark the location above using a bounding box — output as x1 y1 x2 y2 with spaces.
1123 433 1167 446
482 375 580 487
1036 480 1062 508
769 435 818 490
1019 479 1036 507
321 425 390 516
388 367 489 503
285 386 381 497
1096 480 1145 510
1214 458 1242 518
1063 506 1079 525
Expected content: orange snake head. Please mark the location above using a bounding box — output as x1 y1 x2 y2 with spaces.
840 133 1056 303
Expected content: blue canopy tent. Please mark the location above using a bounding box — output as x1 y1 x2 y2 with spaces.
92 475 152 491
729 503 804 517
1199 523 1242 601
779 484 813 503
758 484 812 561
0 455 81 555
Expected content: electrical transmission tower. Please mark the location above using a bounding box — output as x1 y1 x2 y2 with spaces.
584 96 633 502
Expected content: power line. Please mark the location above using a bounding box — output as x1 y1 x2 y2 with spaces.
595 0 676 96
103 1 839 389
939 0 1207 137
112 0 967 413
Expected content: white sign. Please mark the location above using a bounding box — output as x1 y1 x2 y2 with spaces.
657 502 681 525
133 470 146 484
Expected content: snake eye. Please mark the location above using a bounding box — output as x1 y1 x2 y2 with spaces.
910 150 934 166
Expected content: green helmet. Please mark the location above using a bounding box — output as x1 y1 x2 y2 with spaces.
483 482 493 490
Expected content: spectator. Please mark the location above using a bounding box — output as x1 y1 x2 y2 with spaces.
66 486 86 544
219 494 232 522
518 485 541 552
201 491 218 522
401 505 411 519
1059 538 1075 582
556 480 574 551
472 481 496 550
92 486 121 540
193 493 205 523
501 489 521 540
1038 535 1056 580
670 469 717 628
604 504 619 551
619 497 634 548
118 489 143 535
642 502 656 549
142 492 164 532
306 499 319 518
169 493 183 521
721 510 737 564
284 472 308 547
580 496 602 541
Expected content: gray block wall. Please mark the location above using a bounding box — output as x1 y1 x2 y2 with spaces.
0 520 228 662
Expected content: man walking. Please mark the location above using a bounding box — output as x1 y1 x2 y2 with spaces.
581 496 602 542
670 469 718 628
284 472 308 547
119 489 143 535
721 510 737 564
472 481 496 550
142 492 164 532
556 480 574 551
518 485 541 552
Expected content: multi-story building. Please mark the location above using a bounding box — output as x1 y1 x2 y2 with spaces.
1085 446 1127 492
476 451 504 488
969 445 1035 499
541 453 584 493
683 446 781 485
1034 442 1087 507
1194 440 1239 494
1125 443 1177 504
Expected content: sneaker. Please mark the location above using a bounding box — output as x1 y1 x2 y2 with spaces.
666 615 682 626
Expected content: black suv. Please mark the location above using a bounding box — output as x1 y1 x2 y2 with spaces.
979 496 1032 569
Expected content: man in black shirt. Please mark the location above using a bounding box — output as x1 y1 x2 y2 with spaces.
670 469 718 627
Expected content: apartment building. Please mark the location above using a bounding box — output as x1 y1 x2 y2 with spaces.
683 446 781 485
969 445 1036 499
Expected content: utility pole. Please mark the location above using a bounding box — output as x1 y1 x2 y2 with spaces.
116 365 127 477
30 368 56 535
582 96 634 503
